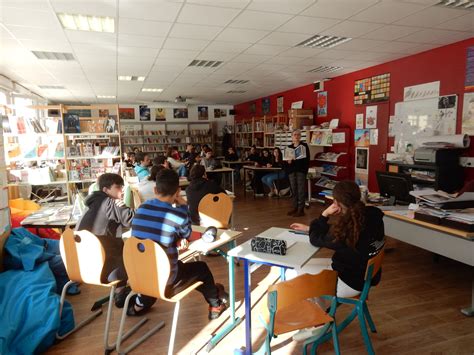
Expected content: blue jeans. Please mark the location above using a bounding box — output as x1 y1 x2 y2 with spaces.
178 165 187 177
261 171 287 189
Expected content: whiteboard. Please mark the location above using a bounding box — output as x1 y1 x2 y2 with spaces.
393 95 457 154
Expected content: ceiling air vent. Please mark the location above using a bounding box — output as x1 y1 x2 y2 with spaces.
436 0 474 9
188 59 223 68
225 79 249 84
307 66 343 73
227 90 246 94
39 85 66 89
32 51 75 61
297 35 351 48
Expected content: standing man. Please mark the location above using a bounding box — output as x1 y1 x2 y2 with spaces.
287 129 310 217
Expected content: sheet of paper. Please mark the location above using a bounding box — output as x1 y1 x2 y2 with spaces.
332 132 345 144
356 113 364 129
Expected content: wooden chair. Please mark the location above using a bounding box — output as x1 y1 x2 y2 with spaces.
305 250 385 355
257 270 340 355
198 192 232 229
58 228 124 353
117 237 203 355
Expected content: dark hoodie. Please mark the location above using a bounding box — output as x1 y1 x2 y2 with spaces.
76 191 134 282
308 206 385 291
185 177 225 224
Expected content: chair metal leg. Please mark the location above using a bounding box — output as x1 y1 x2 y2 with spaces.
357 306 375 355
168 301 180 355
116 292 163 355
363 303 377 333
331 322 340 355
56 280 102 340
104 286 116 352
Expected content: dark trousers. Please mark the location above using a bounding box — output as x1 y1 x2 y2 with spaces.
138 260 220 308
289 171 306 210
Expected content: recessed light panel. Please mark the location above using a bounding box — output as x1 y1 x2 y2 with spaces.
97 95 116 99
188 59 223 68
142 88 163 92
32 51 75 61
297 35 351 48
58 13 115 33
307 66 343 73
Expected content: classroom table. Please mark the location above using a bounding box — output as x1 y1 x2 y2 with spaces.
20 204 78 231
206 167 235 193
222 160 253 168
242 166 282 197
227 227 319 354
384 210 474 316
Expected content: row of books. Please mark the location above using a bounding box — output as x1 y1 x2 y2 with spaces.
321 164 346 176
3 116 62 134
315 152 346 162
67 144 120 157
316 176 337 190
6 136 64 160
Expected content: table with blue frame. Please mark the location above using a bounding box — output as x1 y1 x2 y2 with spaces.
227 227 320 354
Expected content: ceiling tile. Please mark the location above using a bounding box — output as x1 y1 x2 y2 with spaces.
205 41 252 53
395 6 470 28
19 38 72 52
247 0 315 14
1 7 61 29
185 0 249 9
0 0 51 11
196 51 237 61
215 27 270 43
264 55 304 65
361 24 422 41
232 53 272 64
313 49 357 59
277 16 341 35
169 23 223 40
334 38 386 51
119 0 182 22
302 0 378 20
397 29 473 45
118 46 160 57
118 34 165 48
73 42 116 55
320 20 384 38
278 47 325 58
244 44 289 55
119 18 172 37
177 4 240 26
351 2 427 24
66 30 116 45
229 10 292 30
368 40 423 53
158 48 200 59
435 13 474 32
50 0 117 17
163 37 210 51
258 32 309 46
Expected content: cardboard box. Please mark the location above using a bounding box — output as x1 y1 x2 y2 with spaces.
290 116 313 129
288 109 313 117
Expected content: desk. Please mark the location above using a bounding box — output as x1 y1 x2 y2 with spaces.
384 210 474 316
21 204 78 231
179 178 190 188
242 166 282 197
228 227 319 354
222 160 252 168
206 167 235 193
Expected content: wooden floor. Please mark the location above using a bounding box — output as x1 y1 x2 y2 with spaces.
46 190 474 355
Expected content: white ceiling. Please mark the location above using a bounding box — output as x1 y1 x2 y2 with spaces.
0 0 472 105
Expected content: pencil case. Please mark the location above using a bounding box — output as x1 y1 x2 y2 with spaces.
251 237 287 255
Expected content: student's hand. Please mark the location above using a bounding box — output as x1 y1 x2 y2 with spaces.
290 223 309 232
177 238 189 251
322 203 341 217
254 162 259 167
174 195 187 206
266 163 272 168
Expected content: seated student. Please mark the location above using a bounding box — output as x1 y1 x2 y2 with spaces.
76 173 135 307
243 146 260 190
261 147 288 197
200 144 211 158
201 148 222 184
152 155 170 170
252 149 272 196
137 165 162 202
182 144 198 175
186 164 225 225
166 147 187 177
134 152 151 182
225 146 238 162
131 169 228 319
288 180 385 298
124 152 136 168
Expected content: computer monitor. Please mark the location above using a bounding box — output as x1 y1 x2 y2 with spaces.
376 171 415 205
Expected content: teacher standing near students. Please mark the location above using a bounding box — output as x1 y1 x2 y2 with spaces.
287 129 310 217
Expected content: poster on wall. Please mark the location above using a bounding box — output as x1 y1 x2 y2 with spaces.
403 81 440 101
465 46 474 90
437 95 457 135
388 116 395 137
355 147 369 174
119 108 135 120
365 105 377 128
198 106 208 120
277 96 284 113
370 129 378 145
291 101 303 109
155 108 166 121
220 109 227 117
354 129 370 147
317 91 327 117
139 105 150 121
462 92 474 135
262 98 270 115
214 109 221 118
356 113 364 129
99 109 109 117
249 102 256 114
355 173 368 187
173 108 188 119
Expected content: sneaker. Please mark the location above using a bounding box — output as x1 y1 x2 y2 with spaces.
215 283 229 305
279 187 291 196
114 286 131 308
287 209 297 216
268 191 276 197
208 303 227 320
126 295 147 316
255 193 264 197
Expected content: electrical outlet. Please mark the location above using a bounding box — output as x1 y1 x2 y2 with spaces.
459 157 474 167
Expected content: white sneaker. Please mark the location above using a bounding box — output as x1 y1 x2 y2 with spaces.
268 191 276 197
279 187 291 196
255 193 264 197
292 326 325 341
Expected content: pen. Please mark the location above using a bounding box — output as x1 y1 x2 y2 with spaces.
289 230 308 235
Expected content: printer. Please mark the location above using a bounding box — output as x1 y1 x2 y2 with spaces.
414 147 462 165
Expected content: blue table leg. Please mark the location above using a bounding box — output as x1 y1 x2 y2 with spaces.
244 259 252 354
280 267 286 281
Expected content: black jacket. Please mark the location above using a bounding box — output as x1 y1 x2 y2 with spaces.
308 206 385 291
225 152 239 161
186 177 225 224
76 191 134 281
286 141 310 174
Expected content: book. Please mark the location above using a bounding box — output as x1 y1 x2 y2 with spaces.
283 147 295 161
64 114 81 133
283 145 307 161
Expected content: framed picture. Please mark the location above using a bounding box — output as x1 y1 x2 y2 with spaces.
277 96 284 113
214 109 221 118
119 108 135 120
262 98 270 115
99 109 109 117
173 108 188 119
365 105 377 128
355 147 369 173
317 91 327 117
220 109 227 117
354 129 370 147
139 105 150 121
249 102 256 114
198 106 208 120
155 108 166 121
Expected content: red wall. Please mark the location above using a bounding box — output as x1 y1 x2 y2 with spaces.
235 38 474 191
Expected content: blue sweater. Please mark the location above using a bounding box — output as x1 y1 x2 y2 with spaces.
134 165 150 181
131 199 191 285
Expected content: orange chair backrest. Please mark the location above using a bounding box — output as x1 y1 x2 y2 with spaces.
60 229 106 286
123 237 170 300
268 270 338 311
365 249 385 280
198 193 232 229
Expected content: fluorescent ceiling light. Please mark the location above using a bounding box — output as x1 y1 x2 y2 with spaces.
97 95 116 99
32 51 75 61
58 13 115 33
307 66 343 73
225 79 249 84
118 76 146 81
142 88 163 92
188 59 223 68
436 0 474 9
227 90 246 94
297 35 352 49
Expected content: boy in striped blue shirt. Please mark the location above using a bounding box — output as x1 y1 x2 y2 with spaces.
131 169 227 319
